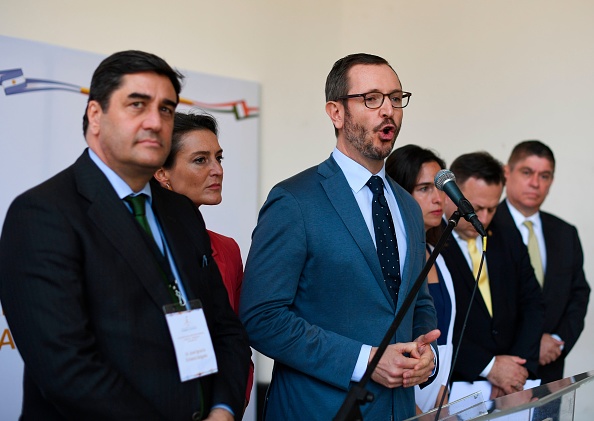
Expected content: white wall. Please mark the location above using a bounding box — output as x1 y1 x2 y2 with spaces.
2 0 593 418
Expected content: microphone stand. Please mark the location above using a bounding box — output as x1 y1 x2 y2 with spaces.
333 211 462 421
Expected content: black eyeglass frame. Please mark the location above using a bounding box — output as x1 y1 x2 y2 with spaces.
336 91 412 109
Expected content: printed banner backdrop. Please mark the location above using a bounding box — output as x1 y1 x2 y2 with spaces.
0 35 259 420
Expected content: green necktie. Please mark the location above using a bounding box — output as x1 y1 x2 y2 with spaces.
124 194 152 237
523 220 544 287
124 194 181 305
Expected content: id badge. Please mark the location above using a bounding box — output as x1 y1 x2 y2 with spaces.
163 299 218 382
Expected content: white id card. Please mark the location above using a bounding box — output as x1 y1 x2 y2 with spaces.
164 300 218 382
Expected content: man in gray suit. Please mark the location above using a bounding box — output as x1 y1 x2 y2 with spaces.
240 53 439 420
0 50 250 420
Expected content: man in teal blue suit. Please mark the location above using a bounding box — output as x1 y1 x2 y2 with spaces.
240 53 439 420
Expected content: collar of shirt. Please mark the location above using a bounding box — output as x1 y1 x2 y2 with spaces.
332 147 389 195
88 148 192 307
88 148 160 250
450 228 482 271
505 199 541 231
505 199 547 270
331 147 407 272
88 148 153 201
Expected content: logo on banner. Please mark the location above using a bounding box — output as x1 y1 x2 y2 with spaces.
1 309 16 350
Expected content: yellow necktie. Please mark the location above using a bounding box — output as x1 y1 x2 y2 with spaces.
467 237 493 317
523 220 544 287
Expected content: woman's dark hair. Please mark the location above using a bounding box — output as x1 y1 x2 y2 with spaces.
161 111 219 169
386 144 446 245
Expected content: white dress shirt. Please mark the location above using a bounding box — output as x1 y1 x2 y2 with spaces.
505 199 547 274
332 148 411 382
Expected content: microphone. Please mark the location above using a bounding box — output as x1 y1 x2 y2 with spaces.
434 169 487 237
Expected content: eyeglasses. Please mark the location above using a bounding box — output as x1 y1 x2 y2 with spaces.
337 91 412 109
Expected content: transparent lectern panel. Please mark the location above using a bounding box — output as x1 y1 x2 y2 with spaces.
404 391 487 421
481 372 594 421
405 371 593 421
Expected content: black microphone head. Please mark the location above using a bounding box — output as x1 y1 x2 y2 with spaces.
434 169 455 191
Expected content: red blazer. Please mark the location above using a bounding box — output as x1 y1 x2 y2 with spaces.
208 230 254 404
209 230 244 313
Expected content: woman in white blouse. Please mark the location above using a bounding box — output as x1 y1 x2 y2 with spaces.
386 144 456 413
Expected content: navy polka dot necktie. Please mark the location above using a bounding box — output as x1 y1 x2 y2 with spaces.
367 176 401 304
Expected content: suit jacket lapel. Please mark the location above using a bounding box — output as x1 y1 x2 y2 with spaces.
485 229 503 319
73 151 173 307
317 157 393 306
151 182 201 302
445 233 492 319
489 205 513 316
497 200 547 294
539 212 556 294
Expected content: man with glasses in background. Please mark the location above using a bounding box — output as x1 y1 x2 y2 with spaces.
240 53 439 420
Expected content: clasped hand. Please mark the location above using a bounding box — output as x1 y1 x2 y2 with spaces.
487 355 529 398
539 333 564 366
204 408 234 421
370 329 440 388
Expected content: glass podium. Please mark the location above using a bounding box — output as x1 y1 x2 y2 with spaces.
405 371 594 421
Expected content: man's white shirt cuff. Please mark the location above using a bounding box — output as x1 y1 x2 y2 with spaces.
352 345 372 381
480 357 496 378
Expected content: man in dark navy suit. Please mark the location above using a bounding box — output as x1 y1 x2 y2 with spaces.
496 140 590 384
440 152 544 400
0 50 250 420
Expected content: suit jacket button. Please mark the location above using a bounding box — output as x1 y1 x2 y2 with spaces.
192 411 202 421
492 329 498 335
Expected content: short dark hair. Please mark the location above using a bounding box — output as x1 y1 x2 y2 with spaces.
82 50 184 135
325 53 395 102
507 140 555 172
162 111 219 169
450 151 505 187
386 144 446 194
386 144 446 245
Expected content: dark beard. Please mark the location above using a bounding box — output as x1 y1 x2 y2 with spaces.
343 108 399 161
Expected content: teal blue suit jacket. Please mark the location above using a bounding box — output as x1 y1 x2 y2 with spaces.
240 155 437 420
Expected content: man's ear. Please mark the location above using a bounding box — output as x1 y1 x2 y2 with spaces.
86 100 103 136
325 101 345 131
503 164 510 182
